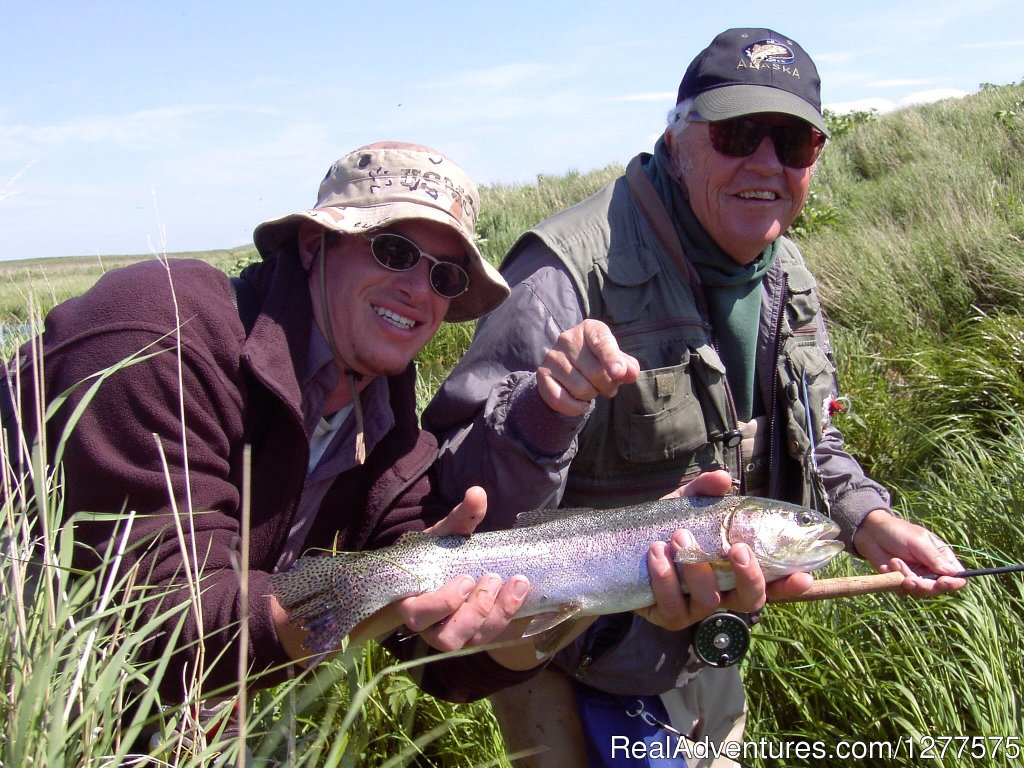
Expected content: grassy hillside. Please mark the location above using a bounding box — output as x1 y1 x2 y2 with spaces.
3 81 1024 767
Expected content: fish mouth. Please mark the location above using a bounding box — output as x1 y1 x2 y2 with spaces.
793 539 846 571
762 523 845 572
804 522 845 564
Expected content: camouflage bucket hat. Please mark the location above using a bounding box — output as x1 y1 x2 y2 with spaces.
253 141 509 322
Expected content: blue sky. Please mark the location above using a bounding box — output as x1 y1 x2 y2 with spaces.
1 1 1021 261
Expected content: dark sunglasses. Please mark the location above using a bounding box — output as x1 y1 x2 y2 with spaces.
694 115 827 169
363 232 470 299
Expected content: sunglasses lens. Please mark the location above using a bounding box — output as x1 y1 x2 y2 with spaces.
710 118 766 158
429 263 470 298
369 233 469 299
371 234 420 270
708 118 825 168
774 127 826 168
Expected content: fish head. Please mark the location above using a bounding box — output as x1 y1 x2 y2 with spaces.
727 498 844 576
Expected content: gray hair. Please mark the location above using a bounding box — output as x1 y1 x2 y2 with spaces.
663 97 699 174
665 97 698 144
668 97 697 124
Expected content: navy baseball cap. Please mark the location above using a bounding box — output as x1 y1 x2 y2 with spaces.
677 28 830 137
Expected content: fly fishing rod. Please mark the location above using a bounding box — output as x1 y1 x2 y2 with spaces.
775 562 1024 602
693 563 1024 667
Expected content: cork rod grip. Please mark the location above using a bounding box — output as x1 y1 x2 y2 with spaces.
772 571 906 603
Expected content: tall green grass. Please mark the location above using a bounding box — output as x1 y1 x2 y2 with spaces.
808 85 1024 340
743 84 1024 766
3 81 1024 766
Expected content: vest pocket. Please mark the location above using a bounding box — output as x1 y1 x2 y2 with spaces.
779 343 835 456
778 342 836 511
596 250 659 324
612 361 708 463
783 263 821 328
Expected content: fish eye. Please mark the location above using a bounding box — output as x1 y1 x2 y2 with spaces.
798 511 815 526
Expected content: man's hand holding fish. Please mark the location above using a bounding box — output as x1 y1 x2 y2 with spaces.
352 485 533 652
273 484 533 666
639 470 815 633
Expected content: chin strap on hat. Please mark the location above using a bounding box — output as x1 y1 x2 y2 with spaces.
319 232 366 465
347 370 366 465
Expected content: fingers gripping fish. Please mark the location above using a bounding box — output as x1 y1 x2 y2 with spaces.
270 495 843 659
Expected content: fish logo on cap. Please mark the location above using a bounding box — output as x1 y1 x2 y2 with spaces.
744 39 795 68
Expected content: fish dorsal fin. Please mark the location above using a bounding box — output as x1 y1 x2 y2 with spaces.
392 531 433 546
515 506 595 528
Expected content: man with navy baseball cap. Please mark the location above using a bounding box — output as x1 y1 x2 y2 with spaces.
426 27 964 767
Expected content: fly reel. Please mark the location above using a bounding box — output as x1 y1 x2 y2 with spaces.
693 611 753 667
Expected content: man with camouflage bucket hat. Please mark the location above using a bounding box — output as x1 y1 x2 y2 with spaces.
2 141 541 747
253 141 509 324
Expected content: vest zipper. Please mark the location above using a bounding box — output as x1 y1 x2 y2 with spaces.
766 271 788 496
704 320 743 490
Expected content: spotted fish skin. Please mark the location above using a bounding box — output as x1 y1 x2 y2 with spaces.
270 495 844 657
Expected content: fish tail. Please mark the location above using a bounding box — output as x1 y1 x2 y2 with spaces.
269 551 425 659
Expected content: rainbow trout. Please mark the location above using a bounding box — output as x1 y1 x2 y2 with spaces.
271 495 843 656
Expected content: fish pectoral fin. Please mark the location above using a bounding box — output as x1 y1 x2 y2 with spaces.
678 557 733 577
533 620 588 659
521 603 584 642
673 543 711 565
523 608 587 658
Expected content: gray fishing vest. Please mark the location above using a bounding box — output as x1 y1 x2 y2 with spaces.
516 156 832 513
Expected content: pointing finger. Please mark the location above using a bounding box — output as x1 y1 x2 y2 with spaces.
424 486 488 536
538 321 638 414
582 319 639 386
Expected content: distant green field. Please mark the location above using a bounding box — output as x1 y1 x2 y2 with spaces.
0 246 258 324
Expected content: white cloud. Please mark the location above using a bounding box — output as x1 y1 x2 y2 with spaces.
1 104 275 156
813 50 867 67
10 106 208 148
825 97 898 115
898 88 969 107
957 39 1024 50
826 88 968 115
429 63 550 93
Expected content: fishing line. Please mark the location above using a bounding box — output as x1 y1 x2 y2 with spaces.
642 558 1024 760
932 563 1024 578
